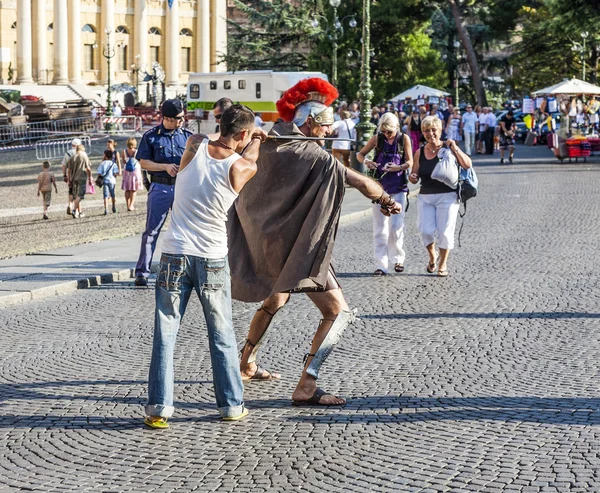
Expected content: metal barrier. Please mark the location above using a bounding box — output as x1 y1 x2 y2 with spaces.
35 136 92 161
99 116 142 134
0 117 96 146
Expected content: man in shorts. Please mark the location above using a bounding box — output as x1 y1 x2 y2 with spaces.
499 110 517 164
66 144 92 218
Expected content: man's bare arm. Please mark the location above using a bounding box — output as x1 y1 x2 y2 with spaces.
345 167 402 215
179 133 209 172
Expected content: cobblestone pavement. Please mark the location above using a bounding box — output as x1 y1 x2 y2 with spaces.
1 151 600 492
0 137 148 259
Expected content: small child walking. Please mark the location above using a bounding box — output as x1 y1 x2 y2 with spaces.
37 161 58 220
97 149 120 215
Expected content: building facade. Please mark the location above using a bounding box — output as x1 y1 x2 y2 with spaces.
0 0 228 87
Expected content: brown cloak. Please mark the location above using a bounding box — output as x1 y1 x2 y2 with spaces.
228 122 347 302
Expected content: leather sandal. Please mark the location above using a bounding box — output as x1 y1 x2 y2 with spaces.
394 263 404 273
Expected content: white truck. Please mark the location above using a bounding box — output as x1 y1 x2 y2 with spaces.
186 70 329 128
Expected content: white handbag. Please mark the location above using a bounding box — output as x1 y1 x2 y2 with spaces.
431 146 459 188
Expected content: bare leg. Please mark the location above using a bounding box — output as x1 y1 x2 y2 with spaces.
291 288 350 405
426 242 437 265
130 191 137 210
240 292 290 380
438 247 450 273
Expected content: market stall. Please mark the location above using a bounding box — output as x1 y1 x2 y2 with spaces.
391 85 450 109
532 78 600 162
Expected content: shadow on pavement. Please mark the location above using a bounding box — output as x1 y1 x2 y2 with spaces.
362 311 600 319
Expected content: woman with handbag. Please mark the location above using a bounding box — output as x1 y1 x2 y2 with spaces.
409 116 472 277
357 112 413 275
331 110 356 168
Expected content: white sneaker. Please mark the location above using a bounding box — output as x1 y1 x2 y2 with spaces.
71 211 79 219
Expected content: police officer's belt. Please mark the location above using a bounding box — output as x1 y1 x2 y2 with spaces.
150 175 176 186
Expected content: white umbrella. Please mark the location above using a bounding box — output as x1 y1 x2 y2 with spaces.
391 84 450 101
532 77 600 96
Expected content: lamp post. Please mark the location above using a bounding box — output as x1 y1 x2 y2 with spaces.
131 54 141 104
356 0 376 149
572 31 589 81
311 1 357 88
453 40 461 106
102 27 115 117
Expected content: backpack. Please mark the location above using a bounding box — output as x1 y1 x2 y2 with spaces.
125 155 138 172
456 165 478 247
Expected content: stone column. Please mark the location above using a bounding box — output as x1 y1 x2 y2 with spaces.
33 0 47 83
16 0 34 83
134 0 148 75
165 0 180 86
210 0 227 72
52 0 69 84
196 0 210 72
68 0 82 84
100 0 115 85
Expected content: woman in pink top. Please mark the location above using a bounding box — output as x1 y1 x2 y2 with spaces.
121 137 144 211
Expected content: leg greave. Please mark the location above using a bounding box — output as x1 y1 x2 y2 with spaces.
305 309 356 379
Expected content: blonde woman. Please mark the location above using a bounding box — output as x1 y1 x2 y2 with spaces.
409 116 472 277
121 137 144 211
357 112 413 275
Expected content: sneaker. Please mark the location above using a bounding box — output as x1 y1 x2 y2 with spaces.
144 416 169 429
500 158 504 164
79 212 85 218
66 206 71 215
222 407 249 421
509 156 514 164
134 276 148 287
104 210 108 215
71 210 79 219
112 207 117 213
43 214 48 220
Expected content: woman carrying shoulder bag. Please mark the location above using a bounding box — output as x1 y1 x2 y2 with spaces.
409 116 472 277
357 112 413 275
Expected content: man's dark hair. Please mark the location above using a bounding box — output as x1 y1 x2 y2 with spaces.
507 110 514 117
213 97 234 112
104 149 113 160
220 104 255 137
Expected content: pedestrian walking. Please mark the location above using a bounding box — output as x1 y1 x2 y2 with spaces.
229 78 401 406
461 104 478 156
121 137 143 211
331 110 356 168
499 110 517 164
409 116 472 277
144 104 267 429
485 107 497 155
133 99 194 287
106 139 123 174
406 109 422 153
477 106 489 154
66 144 92 219
61 138 80 215
37 161 58 220
446 108 462 142
357 112 412 275
97 150 120 215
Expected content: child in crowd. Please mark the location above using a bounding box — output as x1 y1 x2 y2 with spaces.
37 161 58 220
97 149 120 215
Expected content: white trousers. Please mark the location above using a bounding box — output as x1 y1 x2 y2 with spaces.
464 131 476 156
417 192 460 250
372 192 406 273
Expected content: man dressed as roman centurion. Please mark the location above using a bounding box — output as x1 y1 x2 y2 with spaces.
228 77 402 406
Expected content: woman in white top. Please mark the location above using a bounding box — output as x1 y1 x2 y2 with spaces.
330 110 356 167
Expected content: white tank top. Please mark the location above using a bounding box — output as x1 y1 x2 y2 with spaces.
162 139 240 259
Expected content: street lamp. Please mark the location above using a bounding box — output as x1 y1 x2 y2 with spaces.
356 0 376 149
311 1 357 87
572 31 589 81
453 40 461 106
131 54 141 104
102 27 116 117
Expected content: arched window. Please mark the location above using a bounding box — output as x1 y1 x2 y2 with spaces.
82 24 96 33
115 25 129 34
148 27 161 35
47 23 53 31
10 22 16 29
180 28 192 37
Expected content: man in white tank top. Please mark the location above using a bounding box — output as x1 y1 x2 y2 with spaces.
144 105 267 429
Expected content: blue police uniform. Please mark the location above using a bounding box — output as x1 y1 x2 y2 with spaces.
134 123 192 279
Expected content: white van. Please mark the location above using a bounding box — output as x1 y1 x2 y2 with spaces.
187 70 329 124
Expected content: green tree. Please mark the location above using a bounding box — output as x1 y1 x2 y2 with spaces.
223 0 320 71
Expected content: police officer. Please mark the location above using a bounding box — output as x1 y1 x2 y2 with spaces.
134 99 193 286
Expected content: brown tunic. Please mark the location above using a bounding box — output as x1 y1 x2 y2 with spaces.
228 122 347 302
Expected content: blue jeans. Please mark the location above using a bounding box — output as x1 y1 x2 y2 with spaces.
135 183 174 279
145 253 245 419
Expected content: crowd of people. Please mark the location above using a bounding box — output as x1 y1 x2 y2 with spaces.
36 137 145 220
